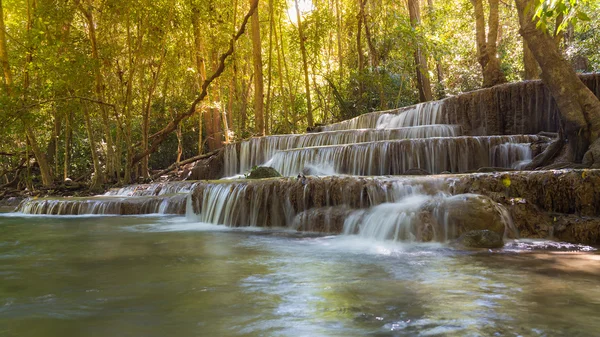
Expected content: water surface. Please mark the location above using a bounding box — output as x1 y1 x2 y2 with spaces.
1 214 599 336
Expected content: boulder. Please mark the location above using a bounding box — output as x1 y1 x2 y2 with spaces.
403 168 430 175
189 150 225 180
293 206 355 233
246 166 282 179
432 194 508 239
455 230 504 249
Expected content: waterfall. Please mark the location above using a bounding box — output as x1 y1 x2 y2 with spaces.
343 195 432 242
223 124 461 176
266 135 546 176
342 193 513 243
490 143 533 169
321 101 444 131
376 101 443 129
17 196 184 215
19 182 197 215
17 75 598 244
104 181 196 197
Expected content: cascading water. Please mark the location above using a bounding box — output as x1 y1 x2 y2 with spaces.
320 100 444 131
265 135 545 177
490 143 533 169
13 84 564 244
18 181 197 215
223 124 461 176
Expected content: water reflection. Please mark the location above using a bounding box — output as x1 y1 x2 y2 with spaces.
0 215 599 336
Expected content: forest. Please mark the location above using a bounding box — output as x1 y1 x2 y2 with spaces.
0 0 599 190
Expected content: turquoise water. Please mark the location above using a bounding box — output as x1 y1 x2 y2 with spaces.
0 214 599 336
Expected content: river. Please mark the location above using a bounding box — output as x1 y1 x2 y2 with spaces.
1 214 599 336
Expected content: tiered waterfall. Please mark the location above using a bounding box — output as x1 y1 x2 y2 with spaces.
15 74 600 244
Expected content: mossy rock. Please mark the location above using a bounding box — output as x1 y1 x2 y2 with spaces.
456 230 504 249
247 166 282 179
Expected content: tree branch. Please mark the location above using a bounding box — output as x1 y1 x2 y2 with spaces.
132 0 258 166
17 96 117 111
151 150 218 179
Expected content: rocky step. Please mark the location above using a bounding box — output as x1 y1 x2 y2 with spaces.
320 101 443 131
321 73 600 135
104 180 197 197
15 169 600 245
17 194 189 215
265 135 548 176
223 124 462 176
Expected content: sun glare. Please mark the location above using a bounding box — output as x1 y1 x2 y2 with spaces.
287 0 314 25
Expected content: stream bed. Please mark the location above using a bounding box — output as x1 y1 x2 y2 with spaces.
1 214 599 336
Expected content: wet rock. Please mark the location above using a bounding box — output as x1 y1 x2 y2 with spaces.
507 199 552 239
416 211 437 241
583 138 600 168
455 230 504 249
4 196 24 207
541 162 590 170
552 214 600 245
306 124 326 133
293 206 355 233
246 166 282 179
189 150 224 180
476 167 517 173
433 194 508 238
403 168 430 175
449 169 600 217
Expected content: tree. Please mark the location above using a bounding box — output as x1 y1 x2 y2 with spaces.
0 0 12 93
471 0 507 87
294 0 314 128
250 0 265 135
515 0 600 164
408 0 433 102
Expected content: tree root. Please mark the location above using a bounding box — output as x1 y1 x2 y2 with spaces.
523 138 565 170
583 138 600 169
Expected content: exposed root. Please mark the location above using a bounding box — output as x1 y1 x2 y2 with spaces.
523 138 565 170
583 138 600 168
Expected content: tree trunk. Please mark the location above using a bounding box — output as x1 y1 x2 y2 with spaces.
191 3 210 154
356 0 365 99
278 14 297 130
361 0 377 68
295 0 313 128
82 102 103 190
408 0 433 102
77 0 115 181
63 111 71 180
335 0 343 83
471 0 506 87
24 124 53 187
275 15 290 133
141 52 164 178
515 0 600 163
523 39 539 80
228 0 239 137
427 0 445 97
207 49 224 150
264 0 275 135
0 0 12 93
250 0 265 135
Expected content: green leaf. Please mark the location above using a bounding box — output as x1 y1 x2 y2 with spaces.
576 11 591 21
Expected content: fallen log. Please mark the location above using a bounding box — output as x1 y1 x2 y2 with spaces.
151 151 218 180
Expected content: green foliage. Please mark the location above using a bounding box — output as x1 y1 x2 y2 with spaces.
0 0 599 188
532 0 591 33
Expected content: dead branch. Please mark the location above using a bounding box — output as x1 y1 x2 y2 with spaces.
151 150 218 179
